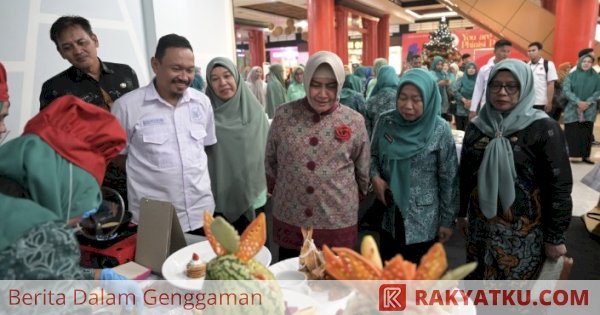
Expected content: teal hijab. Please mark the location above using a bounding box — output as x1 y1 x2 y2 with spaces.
370 66 399 97
472 59 547 219
374 68 441 216
568 54 600 100
266 64 287 118
287 66 306 101
205 57 269 221
342 74 363 92
0 135 101 250
459 62 478 97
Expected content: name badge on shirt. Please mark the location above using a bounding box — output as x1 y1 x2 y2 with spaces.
142 117 165 126
384 133 394 144
190 105 202 122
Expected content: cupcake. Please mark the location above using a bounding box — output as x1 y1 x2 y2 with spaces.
186 252 206 278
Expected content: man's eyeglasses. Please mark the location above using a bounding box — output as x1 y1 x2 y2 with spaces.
488 82 520 94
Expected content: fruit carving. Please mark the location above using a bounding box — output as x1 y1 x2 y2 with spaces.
203 212 273 280
201 212 285 314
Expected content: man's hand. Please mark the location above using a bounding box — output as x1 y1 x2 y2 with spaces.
468 111 477 121
371 176 390 206
544 243 567 260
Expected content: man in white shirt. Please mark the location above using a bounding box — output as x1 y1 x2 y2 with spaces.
527 41 558 114
468 39 512 121
112 34 217 233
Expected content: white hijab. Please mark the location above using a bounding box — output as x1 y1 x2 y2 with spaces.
303 51 346 107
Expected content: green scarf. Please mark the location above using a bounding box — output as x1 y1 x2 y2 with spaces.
341 74 363 98
205 57 270 221
472 59 547 219
370 66 399 97
374 68 441 216
568 54 600 100
366 59 389 99
459 62 478 98
265 64 287 118
0 135 101 250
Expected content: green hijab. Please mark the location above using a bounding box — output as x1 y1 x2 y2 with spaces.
370 65 399 97
341 74 363 100
354 66 369 80
568 54 600 100
0 135 101 250
373 58 388 77
265 64 287 118
205 57 270 221
373 68 441 216
472 59 547 219
430 56 448 80
459 62 478 97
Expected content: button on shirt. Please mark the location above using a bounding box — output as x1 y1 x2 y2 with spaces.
528 58 558 105
111 82 217 231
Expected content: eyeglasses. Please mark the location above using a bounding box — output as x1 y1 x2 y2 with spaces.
488 82 520 94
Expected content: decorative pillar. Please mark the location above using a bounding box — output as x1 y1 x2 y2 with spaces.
335 6 349 64
362 19 378 66
553 0 597 66
248 30 265 66
377 14 390 60
307 0 336 54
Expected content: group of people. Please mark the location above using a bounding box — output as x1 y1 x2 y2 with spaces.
244 63 307 119
0 15 578 282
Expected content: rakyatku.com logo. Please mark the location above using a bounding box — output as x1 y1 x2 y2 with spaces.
379 284 407 311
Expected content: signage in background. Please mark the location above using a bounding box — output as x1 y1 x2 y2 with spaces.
402 29 528 69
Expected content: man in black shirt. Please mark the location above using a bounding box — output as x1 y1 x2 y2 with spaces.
40 15 139 206
39 16 139 110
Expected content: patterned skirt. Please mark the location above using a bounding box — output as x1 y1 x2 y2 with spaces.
466 189 544 280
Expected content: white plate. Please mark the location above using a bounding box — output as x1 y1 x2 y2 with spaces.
269 257 300 275
161 240 272 291
283 289 318 314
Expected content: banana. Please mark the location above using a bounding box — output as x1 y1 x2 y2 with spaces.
440 261 478 280
360 235 383 269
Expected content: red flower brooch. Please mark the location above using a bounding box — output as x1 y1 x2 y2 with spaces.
335 124 352 142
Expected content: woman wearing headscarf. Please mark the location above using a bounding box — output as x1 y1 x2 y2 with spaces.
370 68 458 262
365 58 388 100
451 62 478 131
364 65 399 137
340 74 367 116
246 66 267 108
205 57 270 233
458 59 572 279
549 62 572 121
265 64 287 119
430 56 452 122
562 54 600 164
191 67 205 92
353 66 369 95
286 66 306 101
265 51 370 260
0 95 129 280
